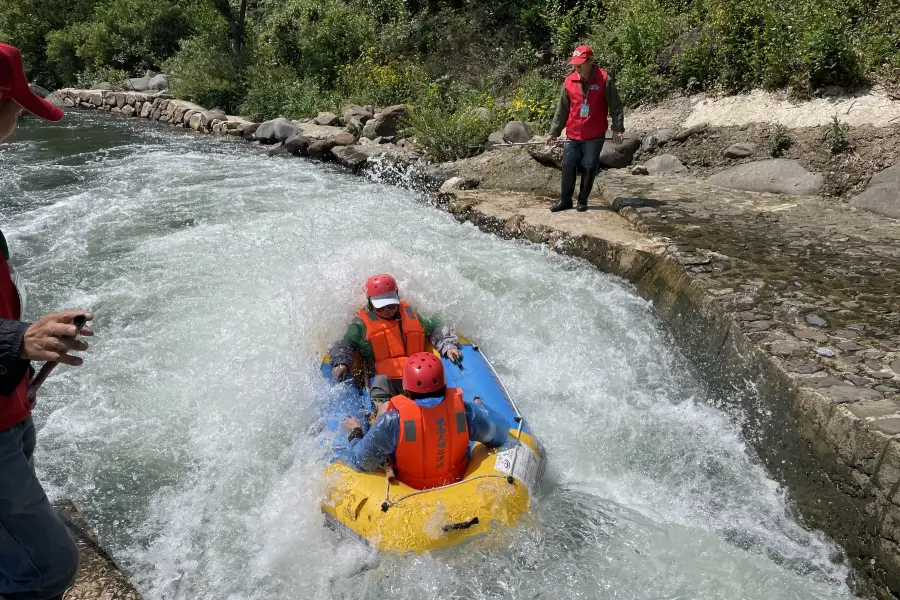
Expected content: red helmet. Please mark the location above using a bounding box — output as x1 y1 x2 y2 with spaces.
365 274 398 298
402 353 445 393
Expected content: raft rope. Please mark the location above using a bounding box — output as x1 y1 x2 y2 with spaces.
381 473 512 512
381 345 528 513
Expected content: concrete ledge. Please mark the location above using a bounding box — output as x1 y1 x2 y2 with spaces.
435 186 900 599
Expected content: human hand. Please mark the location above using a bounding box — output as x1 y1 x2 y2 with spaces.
612 131 624 144
21 311 93 365
444 347 462 364
546 135 558 147
342 416 361 433
332 364 348 381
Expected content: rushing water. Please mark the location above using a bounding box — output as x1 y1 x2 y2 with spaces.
1 112 856 600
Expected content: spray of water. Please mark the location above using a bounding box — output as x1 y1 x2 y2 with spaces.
0 113 853 600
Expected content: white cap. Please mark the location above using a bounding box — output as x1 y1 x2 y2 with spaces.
370 291 400 308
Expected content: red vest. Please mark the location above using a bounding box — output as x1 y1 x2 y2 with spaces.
357 301 425 379
564 66 609 141
388 388 470 490
0 254 30 431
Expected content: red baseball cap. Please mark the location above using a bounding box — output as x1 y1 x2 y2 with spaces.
569 45 594 65
0 43 64 122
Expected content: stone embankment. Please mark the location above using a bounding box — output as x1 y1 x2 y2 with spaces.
55 86 900 598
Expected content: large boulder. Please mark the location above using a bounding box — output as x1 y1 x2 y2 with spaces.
487 131 506 147
851 164 900 219
503 121 531 144
598 137 641 169
126 70 159 92
645 153 686 174
527 137 563 168
241 123 261 140
274 119 298 142
307 139 337 160
314 112 341 127
284 134 311 156
148 74 169 91
200 109 227 130
362 105 408 139
331 145 386 172
724 142 756 159
295 122 345 141
255 118 296 144
708 159 824 196
328 131 358 147
343 104 374 124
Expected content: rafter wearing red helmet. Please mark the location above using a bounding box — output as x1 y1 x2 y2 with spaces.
330 274 462 406
341 353 509 490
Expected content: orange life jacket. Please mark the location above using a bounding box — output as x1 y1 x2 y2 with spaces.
357 301 425 378
388 388 470 490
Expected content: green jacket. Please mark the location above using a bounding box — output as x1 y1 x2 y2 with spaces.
330 310 459 369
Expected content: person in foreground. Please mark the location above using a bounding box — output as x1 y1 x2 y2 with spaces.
1 42 94 600
330 274 462 406
341 353 509 490
546 45 626 212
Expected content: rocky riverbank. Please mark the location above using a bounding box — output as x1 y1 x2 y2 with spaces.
54 86 900 598
54 501 142 600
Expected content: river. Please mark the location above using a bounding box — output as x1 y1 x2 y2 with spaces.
0 112 855 600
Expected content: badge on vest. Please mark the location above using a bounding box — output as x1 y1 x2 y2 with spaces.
579 104 590 118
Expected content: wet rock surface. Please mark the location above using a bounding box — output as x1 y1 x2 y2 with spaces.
54 500 142 600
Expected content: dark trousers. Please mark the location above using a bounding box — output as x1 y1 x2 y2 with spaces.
0 418 79 600
561 138 605 208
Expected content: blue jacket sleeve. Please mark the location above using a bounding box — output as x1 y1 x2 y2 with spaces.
339 410 400 472
465 401 509 448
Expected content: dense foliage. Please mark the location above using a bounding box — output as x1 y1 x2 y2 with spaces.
2 0 897 158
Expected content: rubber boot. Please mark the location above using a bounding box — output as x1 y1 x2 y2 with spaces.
550 164 578 212
577 166 598 212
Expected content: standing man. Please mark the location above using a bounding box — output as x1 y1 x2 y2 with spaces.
1 42 94 600
547 45 625 212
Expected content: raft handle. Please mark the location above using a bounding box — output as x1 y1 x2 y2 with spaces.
442 517 479 532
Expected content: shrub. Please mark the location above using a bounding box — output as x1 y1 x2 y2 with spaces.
797 3 862 89
826 116 852 154
590 0 679 105
339 54 430 107
46 0 192 77
255 0 377 86
75 66 128 89
240 70 341 121
501 72 558 131
408 105 497 162
164 30 244 114
769 124 793 157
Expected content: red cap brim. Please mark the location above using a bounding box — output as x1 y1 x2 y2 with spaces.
569 56 590 65
12 88 64 122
